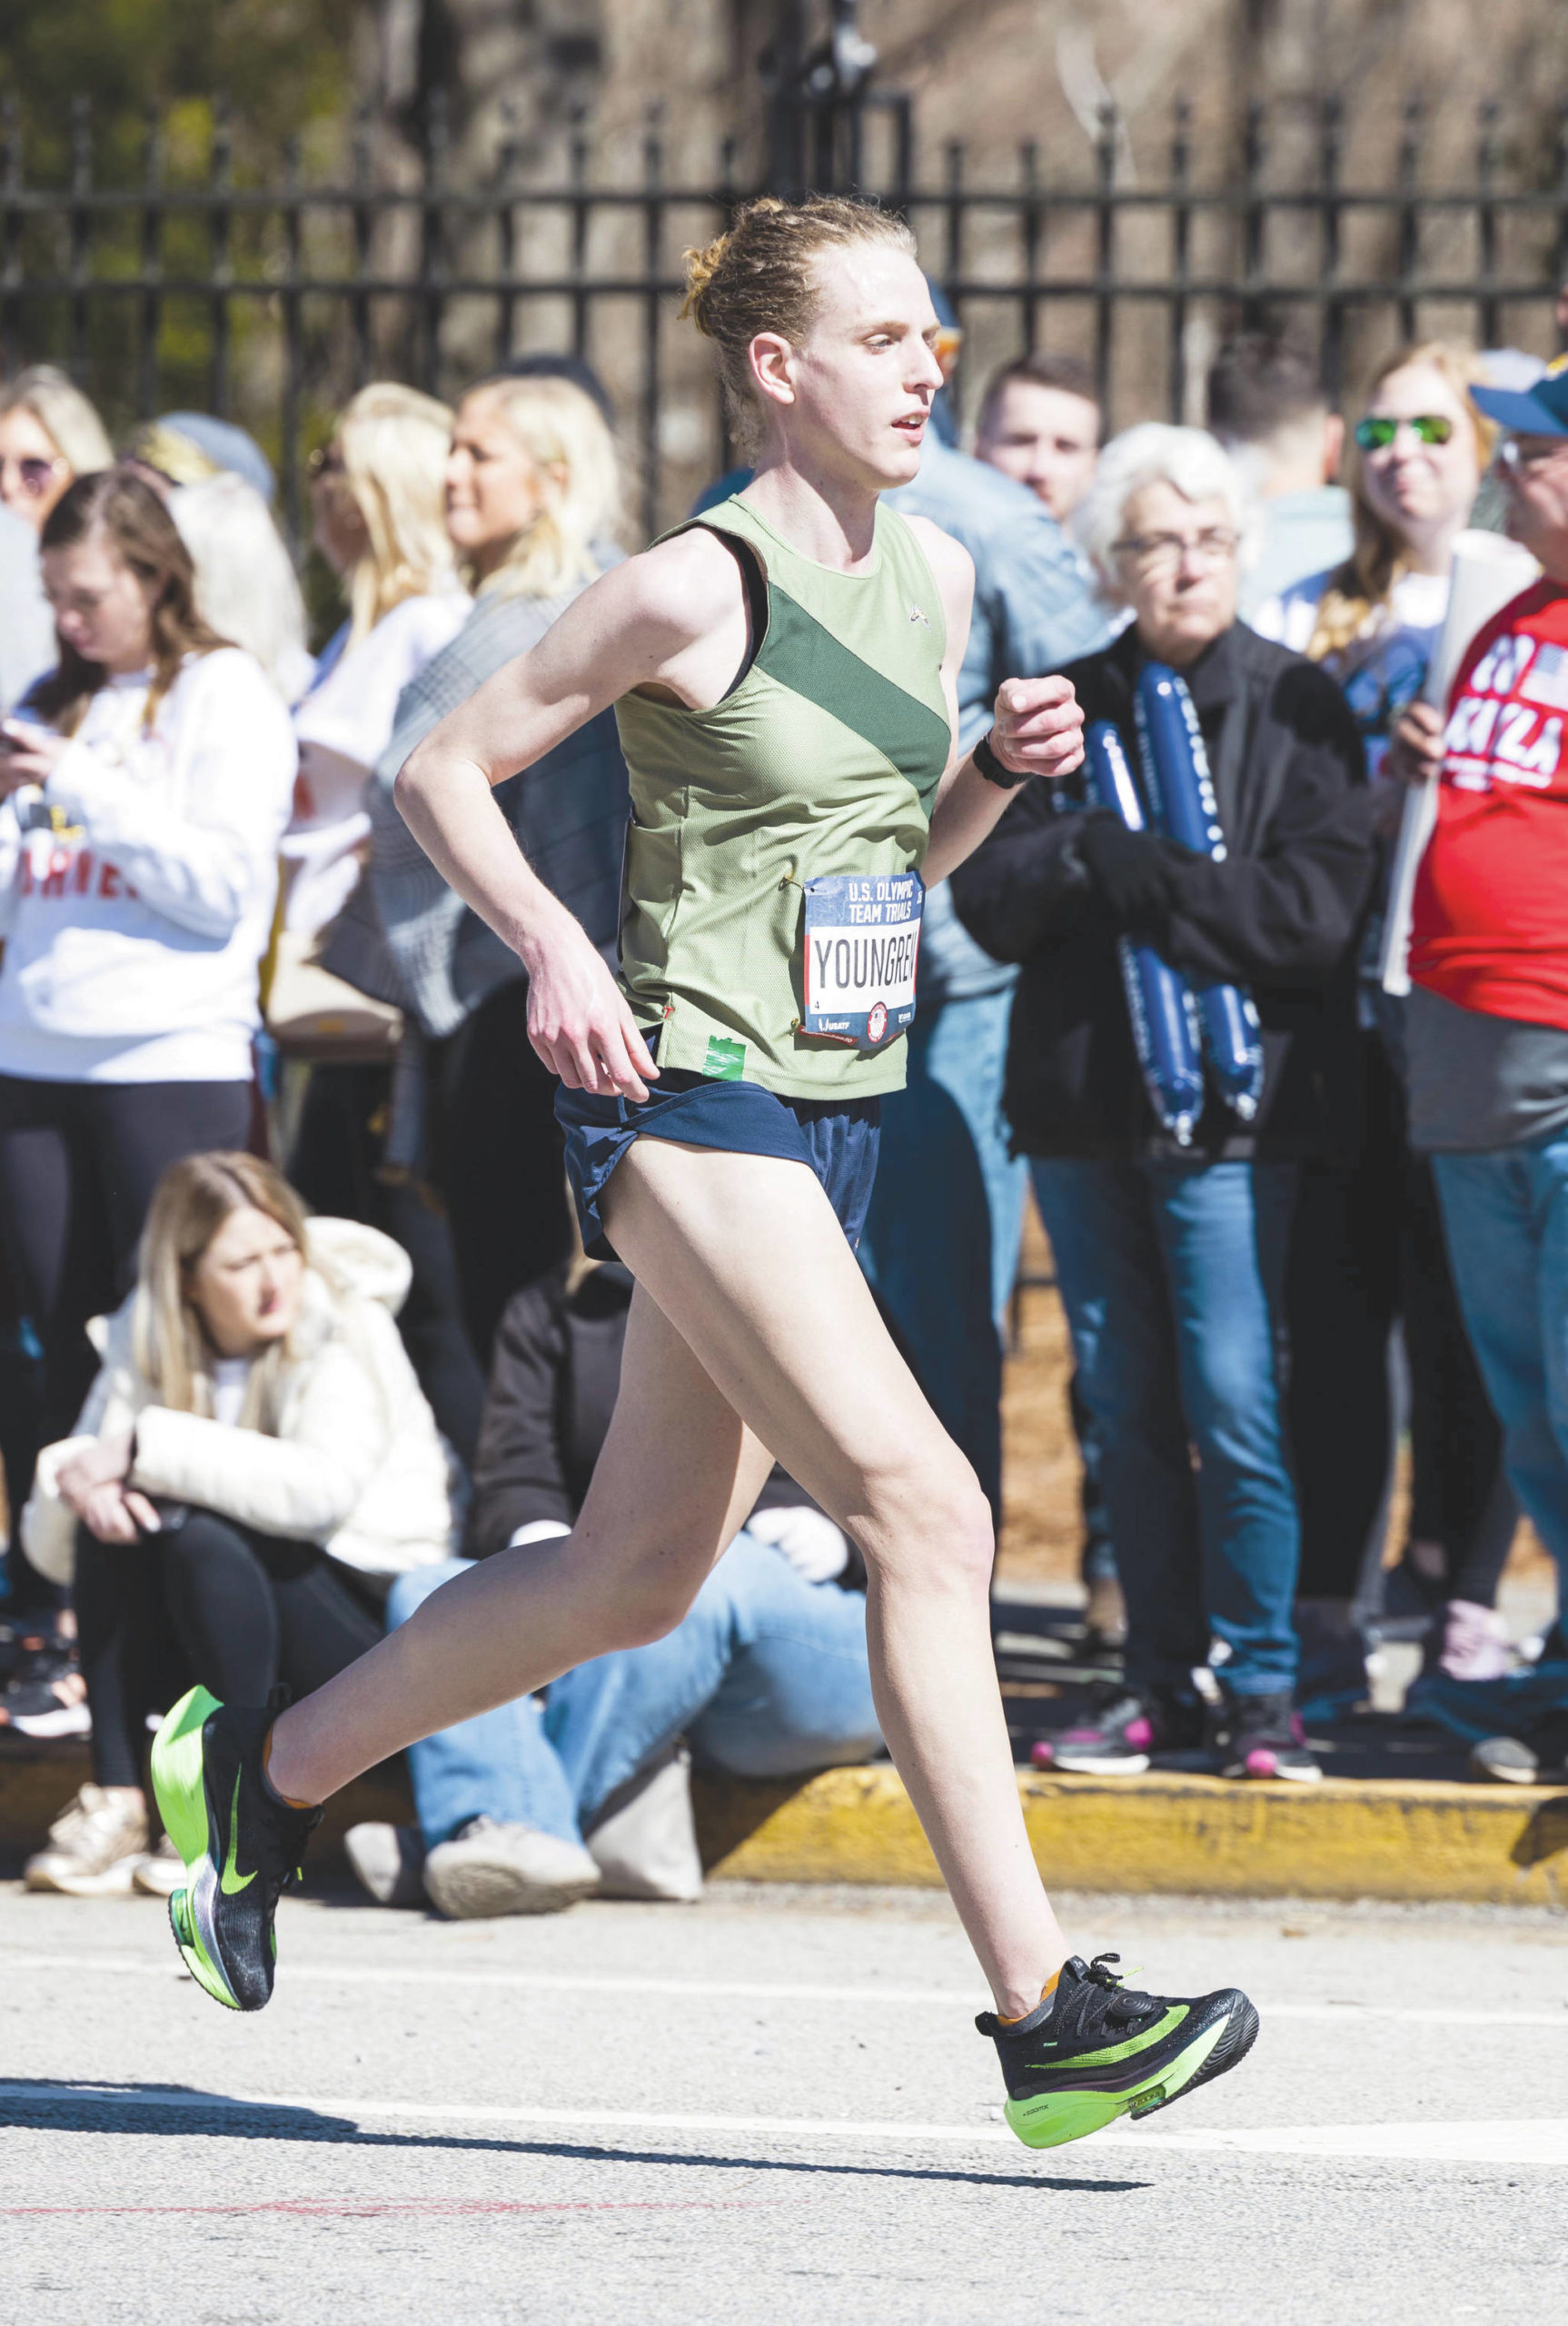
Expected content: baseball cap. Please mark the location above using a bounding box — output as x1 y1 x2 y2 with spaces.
1472 353 1568 439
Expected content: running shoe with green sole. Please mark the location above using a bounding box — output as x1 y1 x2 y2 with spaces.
978 1952 1259 2151
150 1685 321 2013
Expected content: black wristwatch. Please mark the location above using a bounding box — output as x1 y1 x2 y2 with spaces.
971 730 1031 790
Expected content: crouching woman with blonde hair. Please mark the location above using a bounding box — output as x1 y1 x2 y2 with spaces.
20 1151 462 1896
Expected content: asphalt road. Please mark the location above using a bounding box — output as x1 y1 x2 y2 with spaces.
1 1878 1563 2325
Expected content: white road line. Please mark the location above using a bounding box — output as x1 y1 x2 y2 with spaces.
1100 2119 1568 2165
0 1952 1565 2027
0 2082 1564 2167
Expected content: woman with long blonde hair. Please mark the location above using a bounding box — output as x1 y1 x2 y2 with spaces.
1256 343 1514 1695
315 367 630 1361
18 1149 459 1895
1258 341 1494 774
282 382 468 942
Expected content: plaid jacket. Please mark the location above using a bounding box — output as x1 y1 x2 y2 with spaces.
321 572 630 1038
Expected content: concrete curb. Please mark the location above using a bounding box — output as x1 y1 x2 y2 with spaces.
5 1752 1564 1907
692 1765 1568 1908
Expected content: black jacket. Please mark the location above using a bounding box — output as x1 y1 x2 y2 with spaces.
466 1262 833 1559
949 621 1374 1162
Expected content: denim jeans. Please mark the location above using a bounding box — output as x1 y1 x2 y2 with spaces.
859 987 1028 1515
1432 1129 1568 1600
1029 1157 1301 1697
386 1531 882 1849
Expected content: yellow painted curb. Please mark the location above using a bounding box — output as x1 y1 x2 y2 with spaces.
694 1764 1568 1907
5 1750 1563 1906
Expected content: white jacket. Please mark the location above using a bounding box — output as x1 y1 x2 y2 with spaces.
22 1218 463 1589
0 647 296 1082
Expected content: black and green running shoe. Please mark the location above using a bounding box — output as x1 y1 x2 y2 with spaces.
150 1685 322 2013
978 1952 1259 2151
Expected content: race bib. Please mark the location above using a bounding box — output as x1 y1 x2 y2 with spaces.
801 871 923 1049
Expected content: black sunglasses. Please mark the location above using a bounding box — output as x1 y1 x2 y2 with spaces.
1354 414 1454 452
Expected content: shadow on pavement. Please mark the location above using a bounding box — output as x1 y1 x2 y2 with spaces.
0 2080 1150 2193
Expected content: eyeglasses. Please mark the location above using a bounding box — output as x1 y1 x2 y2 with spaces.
0 452 65 497
1354 414 1454 452
306 444 346 482
1111 527 1239 572
1498 435 1568 473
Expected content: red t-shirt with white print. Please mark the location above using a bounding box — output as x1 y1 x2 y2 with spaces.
1409 578 1568 1031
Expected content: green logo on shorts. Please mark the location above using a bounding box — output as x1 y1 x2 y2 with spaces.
703 1034 747 1081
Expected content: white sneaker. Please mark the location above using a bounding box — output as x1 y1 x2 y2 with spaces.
344 1822 427 1909
25 1784 148 1895
131 1834 184 1897
422 1817 601 1920
585 1744 704 1903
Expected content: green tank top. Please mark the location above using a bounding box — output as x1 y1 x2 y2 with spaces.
613 494 951 1098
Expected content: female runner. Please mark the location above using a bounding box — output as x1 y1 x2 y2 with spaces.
152 194 1257 2152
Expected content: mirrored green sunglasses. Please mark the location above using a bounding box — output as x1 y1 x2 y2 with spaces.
1354 413 1454 451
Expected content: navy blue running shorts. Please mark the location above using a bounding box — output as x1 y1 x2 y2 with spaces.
555 1069 881 1262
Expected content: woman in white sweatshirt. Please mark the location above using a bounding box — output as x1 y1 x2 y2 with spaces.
20 1149 461 1895
0 468 296 1514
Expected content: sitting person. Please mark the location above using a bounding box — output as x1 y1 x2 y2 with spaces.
20 1152 462 1897
344 1258 881 1918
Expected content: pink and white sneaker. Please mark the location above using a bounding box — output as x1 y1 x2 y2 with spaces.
1032 1687 1206 1777
1217 1692 1322 1783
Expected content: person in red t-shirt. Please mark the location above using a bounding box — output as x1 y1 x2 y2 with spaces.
1390 361 1568 1780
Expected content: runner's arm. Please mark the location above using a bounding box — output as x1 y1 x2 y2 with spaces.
905 517 1086 887
395 532 744 1099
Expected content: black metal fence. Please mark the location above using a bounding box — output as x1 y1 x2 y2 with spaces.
5 89 1567 548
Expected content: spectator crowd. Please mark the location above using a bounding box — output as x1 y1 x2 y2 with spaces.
2 284 1567 1907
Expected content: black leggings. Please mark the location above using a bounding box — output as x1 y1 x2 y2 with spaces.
0 1076 253 1526
431 979 574 1368
74 1509 383 1790
288 1061 489 1465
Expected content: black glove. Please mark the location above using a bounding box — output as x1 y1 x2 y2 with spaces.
1077 813 1173 928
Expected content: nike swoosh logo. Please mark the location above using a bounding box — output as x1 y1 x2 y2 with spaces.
220 1768 256 1895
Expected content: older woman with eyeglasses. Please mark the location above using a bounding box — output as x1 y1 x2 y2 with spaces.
1254 346 1516 1695
952 422 1373 1784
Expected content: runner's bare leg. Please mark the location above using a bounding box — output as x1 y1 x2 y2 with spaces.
604 1142 1067 2013
266 1142 1067 2014
266 1287 777 1793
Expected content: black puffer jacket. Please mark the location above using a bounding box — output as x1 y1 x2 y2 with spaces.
465 1262 831 1558
949 620 1374 1162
